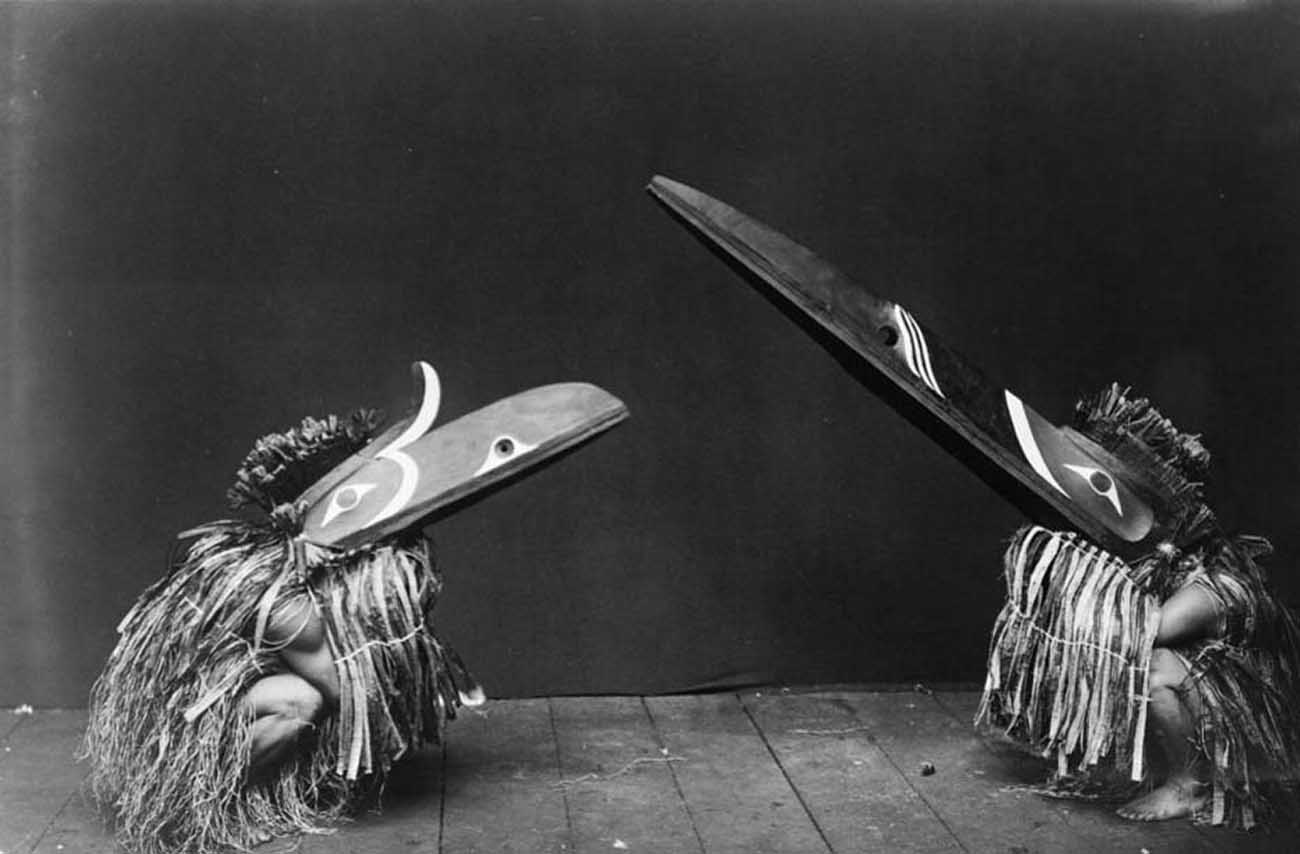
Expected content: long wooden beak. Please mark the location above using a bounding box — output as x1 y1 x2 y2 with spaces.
649 175 1171 560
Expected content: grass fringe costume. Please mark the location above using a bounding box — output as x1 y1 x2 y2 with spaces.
84 364 627 854
86 413 475 854
641 178 1300 829
978 386 1300 829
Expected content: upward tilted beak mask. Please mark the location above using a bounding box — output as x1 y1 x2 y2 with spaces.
228 361 628 554
648 176 1215 562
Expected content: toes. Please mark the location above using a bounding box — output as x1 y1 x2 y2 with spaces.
1116 796 1167 822
1116 807 1151 821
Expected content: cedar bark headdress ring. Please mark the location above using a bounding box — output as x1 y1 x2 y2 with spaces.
1069 384 1216 556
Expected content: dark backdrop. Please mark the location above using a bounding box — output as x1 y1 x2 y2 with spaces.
3 0 1299 706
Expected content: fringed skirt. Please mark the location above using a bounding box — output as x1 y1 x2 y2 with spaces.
978 525 1300 828
85 519 477 854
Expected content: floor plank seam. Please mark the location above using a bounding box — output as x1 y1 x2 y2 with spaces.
639 697 707 854
842 704 972 854
928 692 974 728
7 697 1269 852
435 740 447 854
1 714 30 750
738 694 836 854
545 697 575 848
928 693 1224 848
935 686 1077 824
26 776 81 854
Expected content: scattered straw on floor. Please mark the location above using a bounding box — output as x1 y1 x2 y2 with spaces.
553 755 687 790
789 726 873 736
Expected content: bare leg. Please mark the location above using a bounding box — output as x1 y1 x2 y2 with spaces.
245 673 324 782
242 594 341 782
269 594 341 705
1116 648 1207 820
1153 583 1222 649
1116 583 1220 821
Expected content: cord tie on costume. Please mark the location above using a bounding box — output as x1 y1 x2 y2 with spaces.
332 627 428 664
269 501 305 536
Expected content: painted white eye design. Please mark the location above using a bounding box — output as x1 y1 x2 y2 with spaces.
474 434 537 476
1063 464 1123 516
321 482 378 527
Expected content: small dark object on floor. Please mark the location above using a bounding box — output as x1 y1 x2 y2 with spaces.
920 761 936 776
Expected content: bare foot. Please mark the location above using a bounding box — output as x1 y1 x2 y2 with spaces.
1116 780 1207 821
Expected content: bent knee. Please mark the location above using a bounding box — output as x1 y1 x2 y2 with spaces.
1148 648 1192 693
1155 584 1223 647
282 683 325 723
265 594 327 651
247 673 326 723
280 645 341 709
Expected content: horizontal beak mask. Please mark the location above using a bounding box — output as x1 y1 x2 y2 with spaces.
648 176 1213 560
269 362 628 551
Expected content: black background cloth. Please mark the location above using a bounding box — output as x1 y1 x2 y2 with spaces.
3 0 1298 704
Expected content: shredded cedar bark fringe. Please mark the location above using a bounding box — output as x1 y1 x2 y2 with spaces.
84 520 473 854
978 526 1161 783
979 525 1300 829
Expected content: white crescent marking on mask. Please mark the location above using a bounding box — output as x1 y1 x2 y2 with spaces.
902 309 943 398
366 361 442 527
894 306 944 398
1005 390 1069 497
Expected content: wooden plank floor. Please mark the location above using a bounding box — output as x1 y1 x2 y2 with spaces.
2 690 1297 853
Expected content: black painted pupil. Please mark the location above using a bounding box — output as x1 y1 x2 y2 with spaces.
879 325 899 347
496 438 514 455
1089 471 1113 493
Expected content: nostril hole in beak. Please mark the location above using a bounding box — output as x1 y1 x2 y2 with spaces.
879 325 899 347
